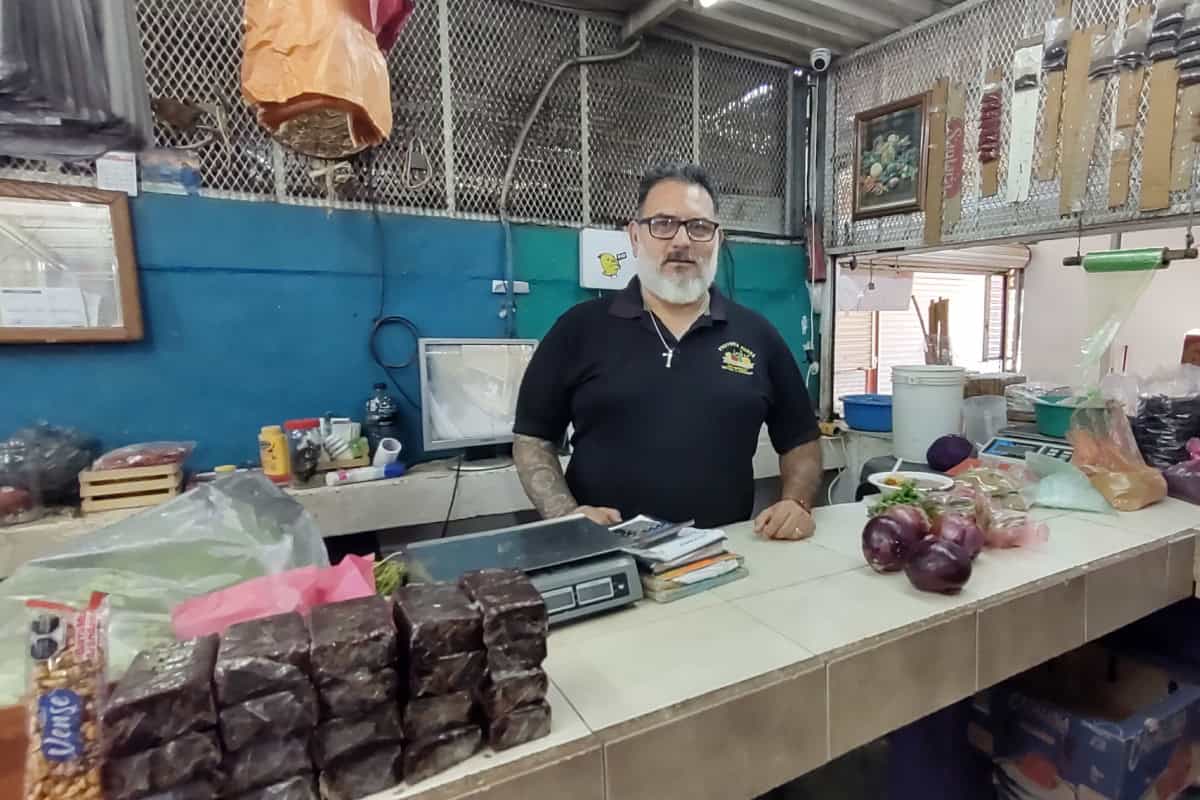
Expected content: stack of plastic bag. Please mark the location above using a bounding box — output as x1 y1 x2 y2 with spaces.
0 472 329 705
0 0 153 160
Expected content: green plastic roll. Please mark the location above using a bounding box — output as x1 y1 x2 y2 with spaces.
1081 247 1167 273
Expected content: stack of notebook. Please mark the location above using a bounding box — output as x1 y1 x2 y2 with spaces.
611 516 747 603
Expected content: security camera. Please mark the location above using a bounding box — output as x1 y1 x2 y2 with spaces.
810 48 832 73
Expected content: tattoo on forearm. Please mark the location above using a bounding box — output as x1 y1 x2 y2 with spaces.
780 440 823 508
513 434 578 518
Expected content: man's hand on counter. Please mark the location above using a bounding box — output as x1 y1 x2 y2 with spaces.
754 499 815 541
576 505 622 526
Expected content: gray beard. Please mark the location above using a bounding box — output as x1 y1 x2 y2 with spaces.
635 249 717 305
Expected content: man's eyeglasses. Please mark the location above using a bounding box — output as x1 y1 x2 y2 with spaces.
637 215 720 242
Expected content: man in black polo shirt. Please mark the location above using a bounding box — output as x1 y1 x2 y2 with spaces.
512 162 822 538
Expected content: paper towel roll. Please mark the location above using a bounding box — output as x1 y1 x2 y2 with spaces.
373 437 402 467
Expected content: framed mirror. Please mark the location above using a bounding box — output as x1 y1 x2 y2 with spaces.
0 180 143 343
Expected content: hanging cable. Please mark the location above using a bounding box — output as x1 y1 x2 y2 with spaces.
497 39 643 337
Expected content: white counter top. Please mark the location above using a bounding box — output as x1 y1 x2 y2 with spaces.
0 435 845 577
379 498 1200 800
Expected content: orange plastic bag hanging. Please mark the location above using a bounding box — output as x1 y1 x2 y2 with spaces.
242 0 393 159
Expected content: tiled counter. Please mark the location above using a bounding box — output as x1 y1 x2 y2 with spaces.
383 499 1200 800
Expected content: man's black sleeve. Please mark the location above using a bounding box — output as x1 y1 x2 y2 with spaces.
764 327 820 454
513 314 574 443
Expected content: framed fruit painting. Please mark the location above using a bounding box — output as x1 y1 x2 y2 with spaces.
852 93 929 219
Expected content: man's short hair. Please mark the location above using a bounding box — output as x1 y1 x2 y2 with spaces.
636 161 720 214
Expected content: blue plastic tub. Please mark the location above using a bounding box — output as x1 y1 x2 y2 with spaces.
842 394 893 432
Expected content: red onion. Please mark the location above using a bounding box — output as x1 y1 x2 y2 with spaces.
904 538 972 594
862 516 912 573
931 513 984 560
883 504 931 539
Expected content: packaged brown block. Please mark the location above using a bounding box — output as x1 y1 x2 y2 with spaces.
220 684 318 752
485 637 547 673
101 731 222 800
408 650 485 698
317 667 399 719
458 569 548 646
215 612 311 706
221 735 312 796
230 774 319 800
317 743 402 800
393 582 482 658
402 726 482 785
477 667 548 720
488 700 552 751
403 691 473 741
309 595 396 681
312 704 402 769
102 636 219 757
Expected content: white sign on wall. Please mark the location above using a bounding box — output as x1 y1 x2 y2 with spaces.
579 227 635 290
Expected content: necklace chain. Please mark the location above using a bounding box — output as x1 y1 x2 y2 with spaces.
648 313 675 368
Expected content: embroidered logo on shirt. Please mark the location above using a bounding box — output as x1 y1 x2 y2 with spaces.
718 342 756 376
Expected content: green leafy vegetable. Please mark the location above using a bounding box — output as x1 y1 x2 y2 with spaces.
374 557 406 596
868 481 927 517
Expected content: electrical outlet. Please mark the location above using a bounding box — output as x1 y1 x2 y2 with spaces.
492 280 530 294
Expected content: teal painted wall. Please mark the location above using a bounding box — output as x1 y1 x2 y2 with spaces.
0 195 810 468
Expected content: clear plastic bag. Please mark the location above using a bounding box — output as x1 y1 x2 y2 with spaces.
3 423 99 506
1156 0 1189 30
0 438 43 527
1116 17 1152 68
1024 452 1113 513
978 82 1003 163
1130 365 1200 468
1087 31 1118 78
1164 439 1200 504
1185 0 1200 38
0 472 329 705
1043 15 1071 71
1069 403 1168 511
93 441 196 470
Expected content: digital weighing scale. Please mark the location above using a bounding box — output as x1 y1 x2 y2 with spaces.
980 424 1074 466
403 515 642 625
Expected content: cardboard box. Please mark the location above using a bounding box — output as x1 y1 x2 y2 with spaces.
969 645 1200 800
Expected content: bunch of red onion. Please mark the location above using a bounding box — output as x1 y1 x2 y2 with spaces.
861 504 978 594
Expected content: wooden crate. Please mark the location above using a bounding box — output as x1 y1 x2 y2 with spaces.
79 463 183 514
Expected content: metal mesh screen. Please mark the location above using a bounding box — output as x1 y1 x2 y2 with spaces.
586 21 695 227
0 0 792 232
698 48 790 234
824 0 1198 254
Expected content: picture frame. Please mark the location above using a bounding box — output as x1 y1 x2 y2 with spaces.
0 180 143 344
852 93 929 219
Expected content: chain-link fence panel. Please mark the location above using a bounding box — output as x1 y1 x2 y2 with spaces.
449 0 581 221
586 21 695 227
825 0 1198 254
0 0 791 232
698 48 790 234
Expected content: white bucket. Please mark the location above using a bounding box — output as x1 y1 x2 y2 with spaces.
891 365 966 463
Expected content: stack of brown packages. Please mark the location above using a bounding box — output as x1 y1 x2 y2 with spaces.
309 595 402 800
393 583 486 783
459 570 552 751
101 636 224 800
214 613 317 799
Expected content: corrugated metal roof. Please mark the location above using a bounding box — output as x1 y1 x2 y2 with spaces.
545 0 962 64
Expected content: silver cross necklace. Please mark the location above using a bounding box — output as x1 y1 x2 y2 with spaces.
648 313 676 368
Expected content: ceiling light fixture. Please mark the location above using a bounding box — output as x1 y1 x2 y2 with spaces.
698 0 723 8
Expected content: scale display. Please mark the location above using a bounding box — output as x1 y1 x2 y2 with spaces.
981 433 1073 464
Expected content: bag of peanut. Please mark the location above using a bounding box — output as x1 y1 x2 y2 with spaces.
24 592 108 800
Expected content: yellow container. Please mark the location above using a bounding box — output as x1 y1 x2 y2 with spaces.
258 425 290 484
